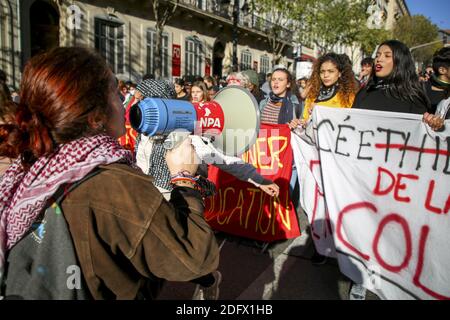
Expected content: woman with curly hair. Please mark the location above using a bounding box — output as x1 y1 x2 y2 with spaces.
297 52 358 124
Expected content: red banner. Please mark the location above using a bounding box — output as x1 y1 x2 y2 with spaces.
118 124 138 153
172 44 181 77
205 123 300 242
118 97 138 153
205 58 211 76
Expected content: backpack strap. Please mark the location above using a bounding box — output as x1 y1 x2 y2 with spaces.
1 167 106 300
52 167 105 205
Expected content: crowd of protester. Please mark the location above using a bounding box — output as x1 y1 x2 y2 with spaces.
0 40 448 300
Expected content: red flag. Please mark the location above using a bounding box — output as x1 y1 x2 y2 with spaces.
205 123 300 242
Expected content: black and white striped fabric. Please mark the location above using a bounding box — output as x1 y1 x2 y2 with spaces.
135 80 176 191
136 79 175 99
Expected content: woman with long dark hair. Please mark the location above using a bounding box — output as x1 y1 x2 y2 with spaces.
353 40 431 113
350 40 432 300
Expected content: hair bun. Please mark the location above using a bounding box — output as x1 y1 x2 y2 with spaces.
0 123 25 159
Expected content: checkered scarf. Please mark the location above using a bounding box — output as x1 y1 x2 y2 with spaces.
0 134 133 286
136 79 175 99
135 80 175 191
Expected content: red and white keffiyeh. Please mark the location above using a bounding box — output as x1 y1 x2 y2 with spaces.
0 134 133 284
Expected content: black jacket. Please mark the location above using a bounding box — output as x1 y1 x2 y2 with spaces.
425 81 448 114
353 85 429 115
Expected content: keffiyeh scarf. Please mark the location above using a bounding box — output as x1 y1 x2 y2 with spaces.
135 79 176 191
0 134 133 285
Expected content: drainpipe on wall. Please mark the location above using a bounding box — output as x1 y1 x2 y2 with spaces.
128 20 131 81
6 0 16 89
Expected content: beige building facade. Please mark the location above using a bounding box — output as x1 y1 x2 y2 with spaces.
0 0 294 87
381 0 410 30
341 0 409 75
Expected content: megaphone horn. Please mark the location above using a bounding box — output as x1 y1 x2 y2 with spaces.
129 86 260 156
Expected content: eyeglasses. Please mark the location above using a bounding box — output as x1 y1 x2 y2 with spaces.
227 78 241 85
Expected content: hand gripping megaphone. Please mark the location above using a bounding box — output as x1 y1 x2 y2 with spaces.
129 86 260 156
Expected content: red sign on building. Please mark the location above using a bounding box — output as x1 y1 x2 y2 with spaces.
205 58 211 76
172 44 181 77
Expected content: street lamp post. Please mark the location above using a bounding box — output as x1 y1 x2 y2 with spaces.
232 0 240 71
230 0 250 72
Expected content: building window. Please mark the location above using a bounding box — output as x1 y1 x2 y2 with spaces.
196 0 207 10
147 29 169 78
240 50 252 71
0 5 8 72
185 37 203 76
260 55 270 74
94 18 124 74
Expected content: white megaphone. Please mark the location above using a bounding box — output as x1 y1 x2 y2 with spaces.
129 86 260 156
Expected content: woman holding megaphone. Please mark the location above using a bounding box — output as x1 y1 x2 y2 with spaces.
0 47 220 300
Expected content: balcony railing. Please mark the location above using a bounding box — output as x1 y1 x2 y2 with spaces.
178 0 293 42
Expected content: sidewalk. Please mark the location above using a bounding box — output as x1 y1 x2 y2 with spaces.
157 210 359 300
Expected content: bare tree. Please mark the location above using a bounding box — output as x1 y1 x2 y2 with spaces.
251 0 299 66
151 0 179 79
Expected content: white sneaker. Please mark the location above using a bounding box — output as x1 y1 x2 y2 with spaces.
192 271 222 300
349 283 367 300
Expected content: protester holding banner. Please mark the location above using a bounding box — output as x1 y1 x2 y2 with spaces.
258 66 302 221
299 52 358 124
290 53 358 265
0 47 220 300
423 98 448 131
353 40 431 114
422 47 450 130
348 40 432 299
424 47 449 112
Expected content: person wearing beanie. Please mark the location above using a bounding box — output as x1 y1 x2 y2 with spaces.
242 69 265 103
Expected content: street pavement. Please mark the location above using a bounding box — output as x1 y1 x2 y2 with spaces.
157 209 380 300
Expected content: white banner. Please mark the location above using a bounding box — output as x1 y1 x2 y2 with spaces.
293 106 450 300
292 128 337 258
295 61 313 80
